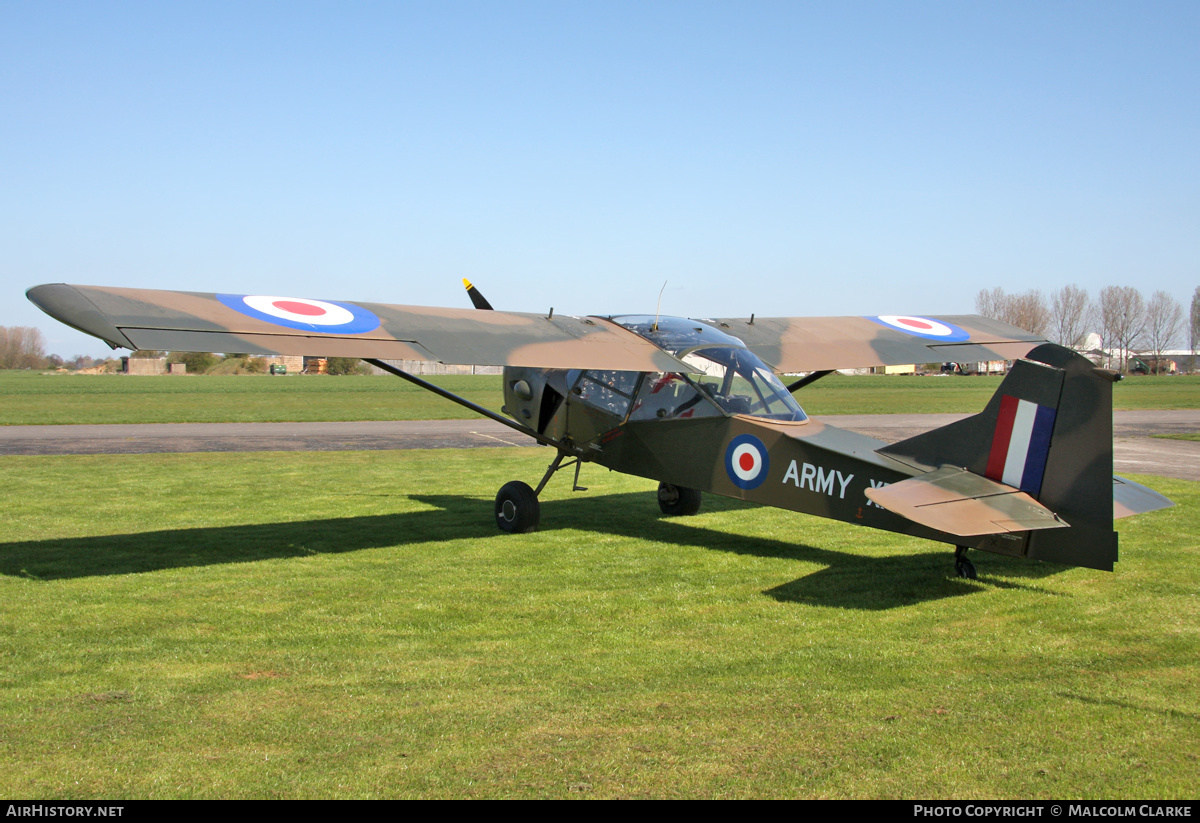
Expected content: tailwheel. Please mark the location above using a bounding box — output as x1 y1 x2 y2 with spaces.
954 545 977 579
495 481 540 533
657 482 702 516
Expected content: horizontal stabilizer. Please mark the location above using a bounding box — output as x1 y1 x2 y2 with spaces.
865 466 1068 537
1113 476 1175 519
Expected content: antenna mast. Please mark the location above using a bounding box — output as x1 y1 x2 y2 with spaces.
652 281 667 331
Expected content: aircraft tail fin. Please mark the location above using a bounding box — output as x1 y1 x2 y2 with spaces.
877 344 1146 571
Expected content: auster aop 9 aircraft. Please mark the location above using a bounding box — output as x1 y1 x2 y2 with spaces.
28 281 1172 579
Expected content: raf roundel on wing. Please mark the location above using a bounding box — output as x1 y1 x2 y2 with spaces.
867 315 969 342
217 294 381 334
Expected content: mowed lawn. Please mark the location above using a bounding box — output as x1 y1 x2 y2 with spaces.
1 448 1195 799
2 370 1199 424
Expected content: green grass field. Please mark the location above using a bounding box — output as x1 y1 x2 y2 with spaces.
1 448 1195 799
2 370 1197 425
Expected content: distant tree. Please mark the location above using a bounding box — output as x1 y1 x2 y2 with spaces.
0 326 48 369
1191 286 1200 371
1098 286 1146 372
1143 291 1183 371
325 357 367 375
129 349 163 359
975 287 1007 321
1010 291 1051 337
974 288 1050 336
1050 284 1093 348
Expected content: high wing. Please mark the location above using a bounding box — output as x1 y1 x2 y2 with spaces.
695 314 1046 372
28 284 1046 375
26 284 691 373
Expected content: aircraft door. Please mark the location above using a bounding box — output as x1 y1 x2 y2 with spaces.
553 369 641 449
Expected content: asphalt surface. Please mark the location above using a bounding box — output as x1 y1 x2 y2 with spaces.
2 411 1197 481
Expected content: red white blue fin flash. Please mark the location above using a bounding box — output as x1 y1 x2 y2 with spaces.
986 395 1057 496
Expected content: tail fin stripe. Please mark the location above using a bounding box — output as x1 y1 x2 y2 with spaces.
986 394 1020 481
1020 404 1057 495
987 395 1058 495
1002 399 1040 487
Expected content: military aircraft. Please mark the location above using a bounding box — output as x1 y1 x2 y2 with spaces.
27 282 1172 578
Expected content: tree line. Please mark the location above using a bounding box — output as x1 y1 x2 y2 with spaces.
1 326 52 369
975 285 1200 372
0 326 122 371
0 330 367 376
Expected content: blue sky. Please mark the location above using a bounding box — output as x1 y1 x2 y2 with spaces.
3 1 1197 357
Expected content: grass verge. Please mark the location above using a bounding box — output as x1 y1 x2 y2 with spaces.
1 449 1194 798
3 371 1197 425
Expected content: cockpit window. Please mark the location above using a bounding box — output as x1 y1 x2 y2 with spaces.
574 369 639 417
611 315 746 355
613 316 808 423
628 372 722 421
680 348 807 421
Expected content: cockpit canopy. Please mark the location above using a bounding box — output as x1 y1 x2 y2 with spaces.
568 316 808 423
612 315 747 354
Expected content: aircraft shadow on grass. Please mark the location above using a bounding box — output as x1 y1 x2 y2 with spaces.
1 491 1066 611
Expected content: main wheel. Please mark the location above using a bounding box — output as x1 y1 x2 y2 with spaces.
495 481 540 533
954 547 977 580
657 483 702 516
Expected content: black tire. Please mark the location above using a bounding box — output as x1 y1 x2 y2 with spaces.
495 481 540 533
955 557 977 580
658 483 702 516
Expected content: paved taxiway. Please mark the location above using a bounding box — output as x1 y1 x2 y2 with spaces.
2 410 1197 481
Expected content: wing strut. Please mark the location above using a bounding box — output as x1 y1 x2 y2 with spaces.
363 358 560 448
786 370 834 393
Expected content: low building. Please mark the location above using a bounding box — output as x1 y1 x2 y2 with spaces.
365 360 502 376
122 356 167 375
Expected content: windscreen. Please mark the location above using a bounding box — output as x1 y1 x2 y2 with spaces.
612 316 807 422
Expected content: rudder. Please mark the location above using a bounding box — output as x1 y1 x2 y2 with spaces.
878 344 1119 570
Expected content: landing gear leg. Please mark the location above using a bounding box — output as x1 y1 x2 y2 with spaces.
954 545 977 579
494 450 585 534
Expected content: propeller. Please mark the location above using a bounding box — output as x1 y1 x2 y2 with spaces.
462 278 494 311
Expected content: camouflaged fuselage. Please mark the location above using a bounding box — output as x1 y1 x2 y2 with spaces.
28 283 1172 572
